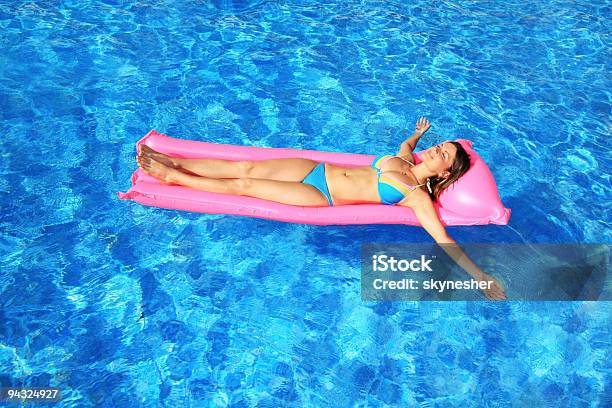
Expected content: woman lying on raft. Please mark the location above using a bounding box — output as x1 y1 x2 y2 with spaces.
137 117 506 300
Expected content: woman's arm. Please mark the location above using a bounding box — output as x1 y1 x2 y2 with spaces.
403 193 507 300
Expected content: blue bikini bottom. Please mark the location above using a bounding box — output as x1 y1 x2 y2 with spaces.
302 163 333 206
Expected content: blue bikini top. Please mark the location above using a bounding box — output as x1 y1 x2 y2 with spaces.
371 155 426 205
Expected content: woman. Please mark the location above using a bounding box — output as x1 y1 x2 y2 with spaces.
137 117 506 300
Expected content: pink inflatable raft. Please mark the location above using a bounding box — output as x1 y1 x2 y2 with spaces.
117 130 511 226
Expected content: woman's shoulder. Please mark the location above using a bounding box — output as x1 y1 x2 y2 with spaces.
396 153 416 165
397 185 430 207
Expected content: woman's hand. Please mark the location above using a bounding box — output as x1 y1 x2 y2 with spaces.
402 117 431 151
479 273 507 300
415 117 431 136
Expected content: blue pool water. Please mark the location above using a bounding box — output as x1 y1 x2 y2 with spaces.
1 0 610 406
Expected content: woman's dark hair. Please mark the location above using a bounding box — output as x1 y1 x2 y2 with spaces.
428 141 470 201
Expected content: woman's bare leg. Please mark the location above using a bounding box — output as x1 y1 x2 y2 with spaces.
137 155 330 206
139 145 318 181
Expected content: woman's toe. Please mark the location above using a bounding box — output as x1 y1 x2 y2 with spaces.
142 145 158 157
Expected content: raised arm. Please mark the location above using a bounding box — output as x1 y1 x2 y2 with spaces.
402 192 507 300
397 117 432 157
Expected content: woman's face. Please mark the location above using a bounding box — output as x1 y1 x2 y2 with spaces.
422 142 457 176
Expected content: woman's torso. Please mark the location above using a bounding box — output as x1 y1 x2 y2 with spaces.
324 156 424 205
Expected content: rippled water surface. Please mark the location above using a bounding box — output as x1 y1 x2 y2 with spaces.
1 0 610 406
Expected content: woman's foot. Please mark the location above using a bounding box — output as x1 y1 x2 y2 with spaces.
137 154 179 184
139 144 180 169
138 144 202 177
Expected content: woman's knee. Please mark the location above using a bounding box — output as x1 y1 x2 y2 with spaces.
229 178 253 195
237 160 254 178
